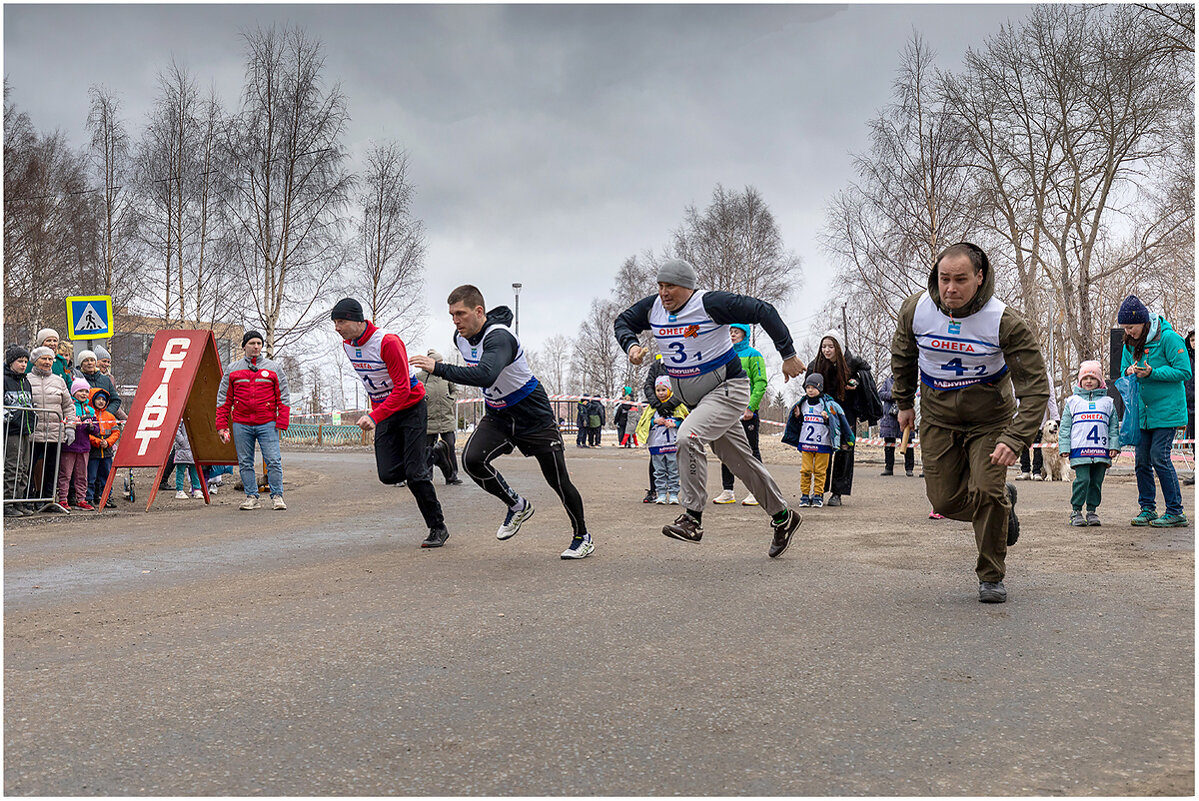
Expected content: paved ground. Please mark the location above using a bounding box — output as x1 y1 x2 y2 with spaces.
4 443 1194 795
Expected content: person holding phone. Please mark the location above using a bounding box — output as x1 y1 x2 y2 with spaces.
1118 295 1191 528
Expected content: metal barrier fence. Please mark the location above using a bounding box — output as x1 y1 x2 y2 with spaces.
280 423 368 446
4 405 68 514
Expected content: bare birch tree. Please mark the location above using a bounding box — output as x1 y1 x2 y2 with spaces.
820 34 979 369
942 4 1193 384
224 25 354 357
670 184 803 308
85 85 140 311
352 140 426 338
572 298 625 398
4 84 94 339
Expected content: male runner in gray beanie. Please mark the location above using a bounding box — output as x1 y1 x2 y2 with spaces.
614 259 807 558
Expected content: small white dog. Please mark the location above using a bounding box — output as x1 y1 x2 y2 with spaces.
1039 419 1069 482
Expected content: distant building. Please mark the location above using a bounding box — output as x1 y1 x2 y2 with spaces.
107 310 246 396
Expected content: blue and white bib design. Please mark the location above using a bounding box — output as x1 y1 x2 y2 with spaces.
345 329 417 402
1064 394 1114 459
797 399 834 454
648 290 737 378
456 324 538 410
913 293 1008 390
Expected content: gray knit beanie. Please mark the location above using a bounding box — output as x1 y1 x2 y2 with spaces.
30 346 54 362
656 259 697 290
35 328 59 347
93 345 111 360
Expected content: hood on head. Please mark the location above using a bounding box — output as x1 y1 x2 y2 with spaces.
927 245 996 317
89 386 111 405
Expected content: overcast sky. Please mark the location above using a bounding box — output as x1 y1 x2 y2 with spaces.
5 2 1031 368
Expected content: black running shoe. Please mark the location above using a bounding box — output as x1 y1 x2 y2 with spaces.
979 581 1007 603
662 513 703 543
768 509 802 558
421 527 449 548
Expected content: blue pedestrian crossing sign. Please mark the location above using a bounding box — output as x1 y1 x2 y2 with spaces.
65 295 113 340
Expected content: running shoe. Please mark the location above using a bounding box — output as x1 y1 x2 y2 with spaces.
741 493 759 506
497 500 534 540
240 496 261 511
768 509 802 558
560 533 595 559
662 513 703 543
979 581 1007 603
272 496 287 510
712 489 736 504
1149 512 1189 528
1131 509 1159 526
421 527 449 548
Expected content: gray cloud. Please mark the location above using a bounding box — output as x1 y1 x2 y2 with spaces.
5 3 1029 359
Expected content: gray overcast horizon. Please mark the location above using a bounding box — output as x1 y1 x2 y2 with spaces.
4 2 1031 370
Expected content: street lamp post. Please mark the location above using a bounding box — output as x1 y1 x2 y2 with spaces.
512 282 522 337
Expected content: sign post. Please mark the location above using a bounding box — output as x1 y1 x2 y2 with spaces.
99 330 238 511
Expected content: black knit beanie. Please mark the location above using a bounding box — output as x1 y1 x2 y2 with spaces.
242 330 265 347
6 344 30 367
331 298 365 322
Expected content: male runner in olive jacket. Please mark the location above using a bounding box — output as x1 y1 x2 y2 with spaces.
892 242 1048 604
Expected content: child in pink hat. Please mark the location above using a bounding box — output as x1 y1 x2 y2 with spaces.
1059 360 1120 526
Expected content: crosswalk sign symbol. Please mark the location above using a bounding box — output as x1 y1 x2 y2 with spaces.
65 295 113 340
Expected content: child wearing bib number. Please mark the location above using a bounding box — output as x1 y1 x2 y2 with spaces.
1059 361 1121 527
782 373 852 508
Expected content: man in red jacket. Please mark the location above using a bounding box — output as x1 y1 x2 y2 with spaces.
333 298 449 548
216 330 291 511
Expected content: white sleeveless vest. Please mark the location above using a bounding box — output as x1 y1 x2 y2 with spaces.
913 292 1008 390
344 328 418 403
456 324 538 410
797 398 834 454
648 291 738 378
1064 394 1114 459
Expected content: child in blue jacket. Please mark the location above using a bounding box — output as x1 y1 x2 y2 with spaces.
782 373 853 508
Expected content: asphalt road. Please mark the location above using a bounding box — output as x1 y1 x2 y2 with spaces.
4 446 1193 795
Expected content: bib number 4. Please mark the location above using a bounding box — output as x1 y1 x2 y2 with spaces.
940 357 987 377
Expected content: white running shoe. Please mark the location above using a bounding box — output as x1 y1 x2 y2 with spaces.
668 494 679 505
192 489 204 499
712 489 736 504
741 493 759 506
497 500 534 540
239 496 261 511
656 493 668 504
272 496 287 510
560 533 595 559
174 491 189 500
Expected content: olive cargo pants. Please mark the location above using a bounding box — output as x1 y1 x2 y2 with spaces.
920 421 1013 583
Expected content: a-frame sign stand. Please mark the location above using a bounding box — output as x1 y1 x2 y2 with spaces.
99 330 238 511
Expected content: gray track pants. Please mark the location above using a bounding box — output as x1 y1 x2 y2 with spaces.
676 376 787 515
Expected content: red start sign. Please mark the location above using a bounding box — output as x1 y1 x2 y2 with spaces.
99 330 238 510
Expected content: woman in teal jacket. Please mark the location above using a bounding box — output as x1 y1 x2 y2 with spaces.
1118 295 1191 527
